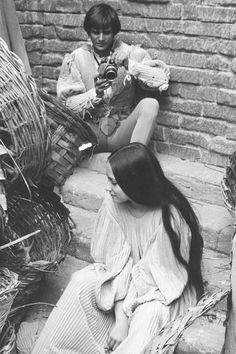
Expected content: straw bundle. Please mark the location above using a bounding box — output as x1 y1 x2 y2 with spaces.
0 185 71 310
0 322 16 354
142 289 229 354
0 268 19 335
38 89 98 186
0 38 50 186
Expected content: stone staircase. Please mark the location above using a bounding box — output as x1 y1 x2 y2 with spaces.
58 151 233 353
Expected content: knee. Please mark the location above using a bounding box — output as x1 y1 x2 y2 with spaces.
138 98 159 120
70 267 96 287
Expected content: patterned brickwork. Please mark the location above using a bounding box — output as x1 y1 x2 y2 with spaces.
14 0 236 167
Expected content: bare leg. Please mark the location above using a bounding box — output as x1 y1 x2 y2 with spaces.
80 97 159 153
107 97 159 151
130 98 159 144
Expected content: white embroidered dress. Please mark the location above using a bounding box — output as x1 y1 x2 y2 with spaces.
32 192 196 354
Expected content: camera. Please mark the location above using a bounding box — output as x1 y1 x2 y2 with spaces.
98 57 118 82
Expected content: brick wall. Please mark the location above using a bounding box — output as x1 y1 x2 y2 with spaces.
14 0 236 167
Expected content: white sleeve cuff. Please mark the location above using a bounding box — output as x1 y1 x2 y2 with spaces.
128 59 139 77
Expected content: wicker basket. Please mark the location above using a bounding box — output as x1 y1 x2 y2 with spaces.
0 322 16 354
221 177 235 217
0 185 71 311
39 90 98 186
221 152 236 217
0 38 50 186
0 268 19 335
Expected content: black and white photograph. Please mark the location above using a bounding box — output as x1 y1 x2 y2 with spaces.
0 0 235 353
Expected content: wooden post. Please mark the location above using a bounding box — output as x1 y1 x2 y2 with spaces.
0 0 31 74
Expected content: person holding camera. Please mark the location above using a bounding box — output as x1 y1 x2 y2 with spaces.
32 142 203 353
57 3 169 152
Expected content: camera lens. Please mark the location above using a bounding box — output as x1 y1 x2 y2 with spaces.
105 66 117 81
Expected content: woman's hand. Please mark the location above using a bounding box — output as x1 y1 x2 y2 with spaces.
105 317 129 352
94 75 111 97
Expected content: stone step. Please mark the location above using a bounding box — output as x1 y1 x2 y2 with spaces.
62 167 234 255
176 316 225 354
79 152 226 207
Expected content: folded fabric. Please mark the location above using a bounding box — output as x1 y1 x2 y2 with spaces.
129 59 170 92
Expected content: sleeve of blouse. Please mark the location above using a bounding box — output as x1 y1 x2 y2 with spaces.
127 45 170 92
56 51 96 106
91 193 133 312
142 208 192 306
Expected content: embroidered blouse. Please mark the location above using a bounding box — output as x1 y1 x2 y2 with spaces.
91 192 196 317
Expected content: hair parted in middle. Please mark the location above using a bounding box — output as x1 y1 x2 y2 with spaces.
83 3 121 36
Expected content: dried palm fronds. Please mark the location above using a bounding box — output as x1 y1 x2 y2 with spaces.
222 179 235 217
38 89 98 186
0 204 7 238
0 268 19 334
221 151 236 217
142 289 230 354
0 322 16 354
0 185 71 312
0 38 50 186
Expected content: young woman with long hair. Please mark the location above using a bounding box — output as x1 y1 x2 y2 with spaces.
32 143 203 354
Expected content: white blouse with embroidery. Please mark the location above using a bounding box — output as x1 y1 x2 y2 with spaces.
91 192 196 317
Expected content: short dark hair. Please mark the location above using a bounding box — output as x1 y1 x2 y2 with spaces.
83 3 121 36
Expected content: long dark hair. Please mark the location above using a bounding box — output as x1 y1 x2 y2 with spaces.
108 143 204 299
84 3 121 36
